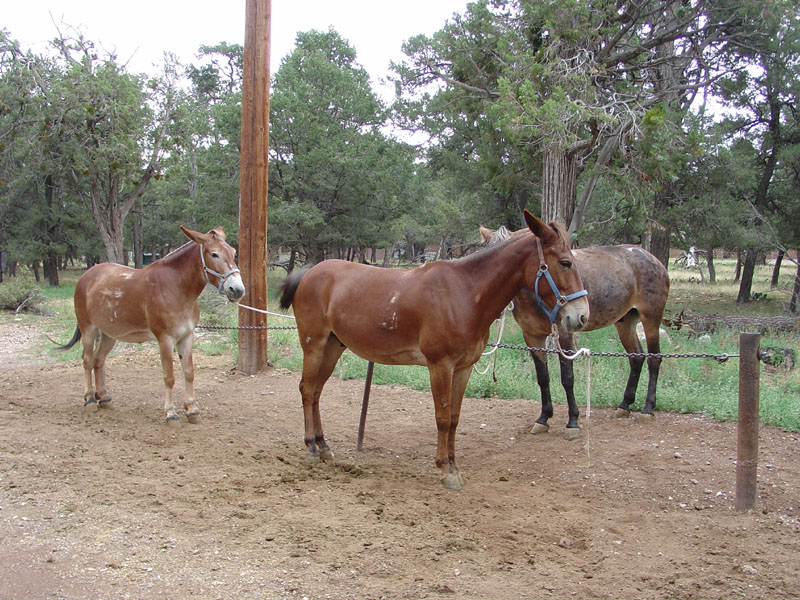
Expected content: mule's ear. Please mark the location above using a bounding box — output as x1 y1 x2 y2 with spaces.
208 226 226 241
523 210 556 242
180 226 207 245
479 225 494 243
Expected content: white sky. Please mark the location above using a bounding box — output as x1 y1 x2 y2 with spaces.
4 0 470 98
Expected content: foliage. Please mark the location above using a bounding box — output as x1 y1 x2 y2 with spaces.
0 272 46 311
268 29 417 262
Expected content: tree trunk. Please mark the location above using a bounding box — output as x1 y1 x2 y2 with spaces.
569 133 620 237
31 261 40 282
706 247 716 284
43 256 59 287
648 185 673 268
770 249 783 289
737 249 757 303
132 205 143 269
791 253 800 313
542 148 577 225
734 252 742 282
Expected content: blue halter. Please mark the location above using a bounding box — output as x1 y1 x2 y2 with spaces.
533 238 588 324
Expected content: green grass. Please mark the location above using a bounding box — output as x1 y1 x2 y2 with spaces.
4 258 800 431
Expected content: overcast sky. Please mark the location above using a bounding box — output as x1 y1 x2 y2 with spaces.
5 1 470 98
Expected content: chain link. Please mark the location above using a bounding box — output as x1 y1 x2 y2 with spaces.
196 326 739 363
196 324 297 331
488 342 737 364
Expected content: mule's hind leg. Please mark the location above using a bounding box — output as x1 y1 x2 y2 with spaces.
81 329 115 409
638 314 664 416
92 333 116 407
80 327 99 407
176 334 200 423
614 311 645 417
299 334 345 462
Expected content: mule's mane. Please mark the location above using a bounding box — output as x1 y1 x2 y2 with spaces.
490 225 511 244
488 221 569 247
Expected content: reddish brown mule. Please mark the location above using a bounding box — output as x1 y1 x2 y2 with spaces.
480 225 669 438
279 211 589 490
57 226 245 424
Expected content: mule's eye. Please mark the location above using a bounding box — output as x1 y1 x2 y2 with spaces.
560 260 572 269
211 252 220 259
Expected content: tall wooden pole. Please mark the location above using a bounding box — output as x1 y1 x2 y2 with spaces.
238 0 271 374
736 332 761 512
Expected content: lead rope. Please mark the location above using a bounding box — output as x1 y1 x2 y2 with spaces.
550 324 592 466
473 303 513 379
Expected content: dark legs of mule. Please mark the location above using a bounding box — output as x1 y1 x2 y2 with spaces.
617 354 644 415
614 313 661 418
558 354 581 439
530 352 554 434
642 355 661 414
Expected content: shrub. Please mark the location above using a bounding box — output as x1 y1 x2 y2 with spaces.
0 273 46 312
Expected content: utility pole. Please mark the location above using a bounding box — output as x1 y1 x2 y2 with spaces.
238 0 271 374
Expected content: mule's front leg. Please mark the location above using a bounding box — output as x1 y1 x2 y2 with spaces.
558 354 581 440
429 365 462 491
158 338 180 424
530 351 553 434
176 335 200 423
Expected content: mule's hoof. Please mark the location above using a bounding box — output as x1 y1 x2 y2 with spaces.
442 472 464 491
614 408 631 419
83 398 98 412
186 411 201 424
564 427 581 441
319 448 335 462
305 453 321 464
530 422 549 435
638 412 655 421
165 415 181 427
97 397 112 409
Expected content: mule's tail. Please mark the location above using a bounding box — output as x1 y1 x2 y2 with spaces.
48 326 81 350
279 268 309 310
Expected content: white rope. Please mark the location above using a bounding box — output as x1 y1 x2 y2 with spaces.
236 303 296 319
473 303 512 376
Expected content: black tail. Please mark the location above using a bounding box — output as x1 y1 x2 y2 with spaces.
279 268 309 310
51 326 81 350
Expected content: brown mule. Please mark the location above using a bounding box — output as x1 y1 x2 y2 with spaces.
58 227 245 424
480 225 670 437
280 211 589 490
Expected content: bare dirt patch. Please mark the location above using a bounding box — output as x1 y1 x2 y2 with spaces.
1 322 799 599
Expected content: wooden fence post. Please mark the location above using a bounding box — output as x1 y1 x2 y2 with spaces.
736 332 760 512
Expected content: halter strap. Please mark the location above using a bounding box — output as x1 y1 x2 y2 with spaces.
533 238 588 324
200 245 240 296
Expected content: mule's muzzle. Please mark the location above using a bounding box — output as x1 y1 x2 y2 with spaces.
224 274 246 303
564 313 588 331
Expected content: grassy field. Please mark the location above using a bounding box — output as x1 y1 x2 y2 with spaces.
5 256 800 432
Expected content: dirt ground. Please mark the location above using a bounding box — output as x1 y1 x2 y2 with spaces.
1 321 799 600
